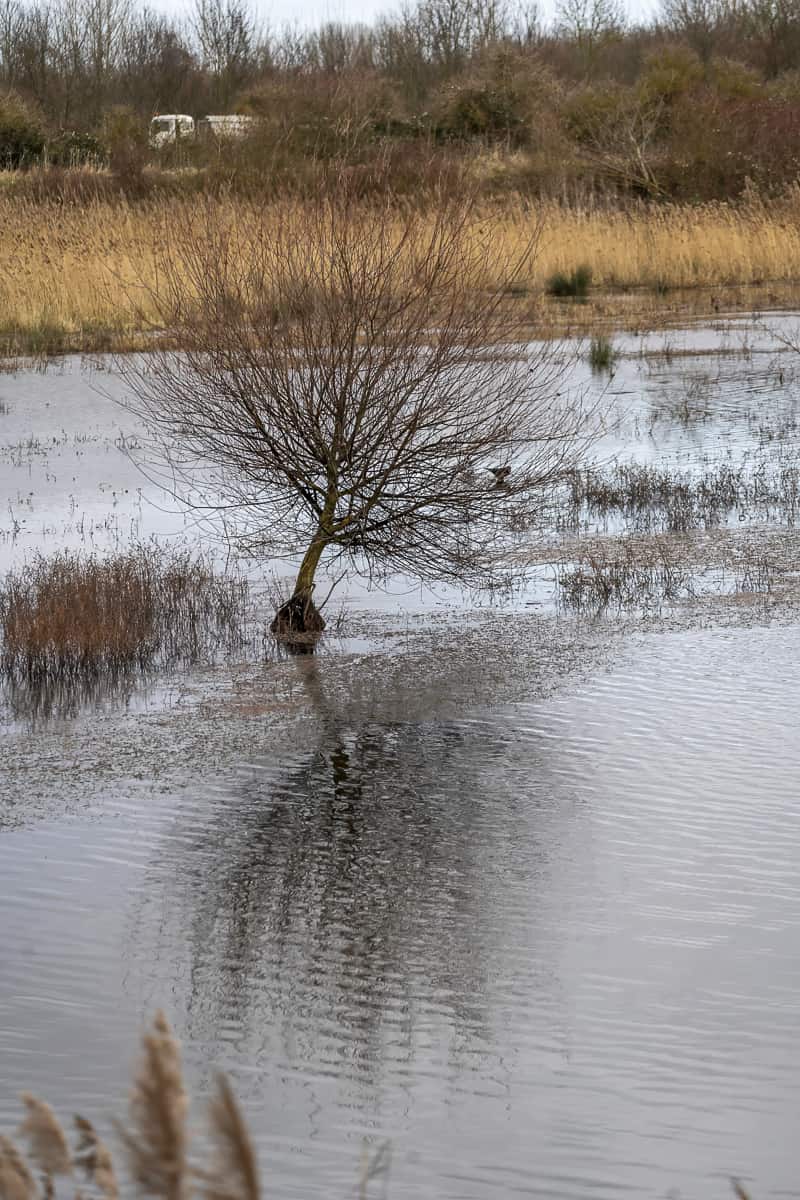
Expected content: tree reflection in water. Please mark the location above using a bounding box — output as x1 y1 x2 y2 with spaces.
131 641 575 1124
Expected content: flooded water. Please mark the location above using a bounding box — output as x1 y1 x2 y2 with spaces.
2 317 800 1198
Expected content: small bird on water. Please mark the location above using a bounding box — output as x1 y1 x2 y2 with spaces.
487 465 512 485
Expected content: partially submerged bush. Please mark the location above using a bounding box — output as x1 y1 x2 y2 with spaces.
0 547 248 683
546 263 592 297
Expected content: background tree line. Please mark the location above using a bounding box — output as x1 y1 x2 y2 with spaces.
6 0 800 199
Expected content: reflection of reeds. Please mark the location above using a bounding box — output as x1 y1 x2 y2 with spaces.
0 547 248 685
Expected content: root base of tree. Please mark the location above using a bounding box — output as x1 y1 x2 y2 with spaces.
270 594 326 650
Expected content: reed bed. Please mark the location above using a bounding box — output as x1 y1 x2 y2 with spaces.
3 190 800 354
0 546 248 685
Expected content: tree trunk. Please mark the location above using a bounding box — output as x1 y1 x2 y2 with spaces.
269 524 331 644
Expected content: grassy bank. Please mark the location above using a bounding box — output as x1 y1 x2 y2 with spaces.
3 189 800 356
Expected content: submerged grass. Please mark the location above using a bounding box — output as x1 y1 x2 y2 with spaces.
553 531 784 611
0 546 249 686
563 462 800 533
588 334 616 372
546 263 592 299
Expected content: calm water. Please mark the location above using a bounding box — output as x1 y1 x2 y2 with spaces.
2 320 800 1198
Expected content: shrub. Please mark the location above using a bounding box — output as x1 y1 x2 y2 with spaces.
102 105 149 190
0 90 45 168
637 45 704 107
546 264 592 297
46 129 106 167
435 78 527 144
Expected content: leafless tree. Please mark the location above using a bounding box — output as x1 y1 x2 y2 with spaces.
579 90 666 194
658 0 726 60
122 184 590 641
191 0 260 106
555 0 625 70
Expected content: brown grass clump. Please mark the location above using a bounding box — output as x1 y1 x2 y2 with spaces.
0 546 248 685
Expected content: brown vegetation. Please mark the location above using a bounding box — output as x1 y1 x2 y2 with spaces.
0 546 248 683
0 1014 257 1200
2 188 800 358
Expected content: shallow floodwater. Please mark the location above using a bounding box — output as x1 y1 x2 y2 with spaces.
2 318 800 1198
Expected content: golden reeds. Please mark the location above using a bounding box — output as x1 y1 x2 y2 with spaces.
2 188 800 354
117 1012 188 1200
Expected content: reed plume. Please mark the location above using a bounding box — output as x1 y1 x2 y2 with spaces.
116 1012 188 1200
0 1134 37 1200
18 1096 72 1197
0 1015 263 1200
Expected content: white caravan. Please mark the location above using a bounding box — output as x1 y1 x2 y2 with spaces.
197 115 258 141
149 114 195 148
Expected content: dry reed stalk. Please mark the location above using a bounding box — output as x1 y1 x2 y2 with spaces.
116 1011 189 1200
0 547 248 686
18 1094 72 1191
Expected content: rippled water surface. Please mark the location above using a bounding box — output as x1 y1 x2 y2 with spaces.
2 319 800 1198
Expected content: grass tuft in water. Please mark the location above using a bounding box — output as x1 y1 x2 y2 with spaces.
588 334 616 372
0 546 249 687
561 462 800 534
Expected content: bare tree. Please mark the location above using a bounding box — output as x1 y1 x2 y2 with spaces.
556 0 625 70
123 185 589 642
191 0 259 106
579 89 666 194
658 0 726 60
